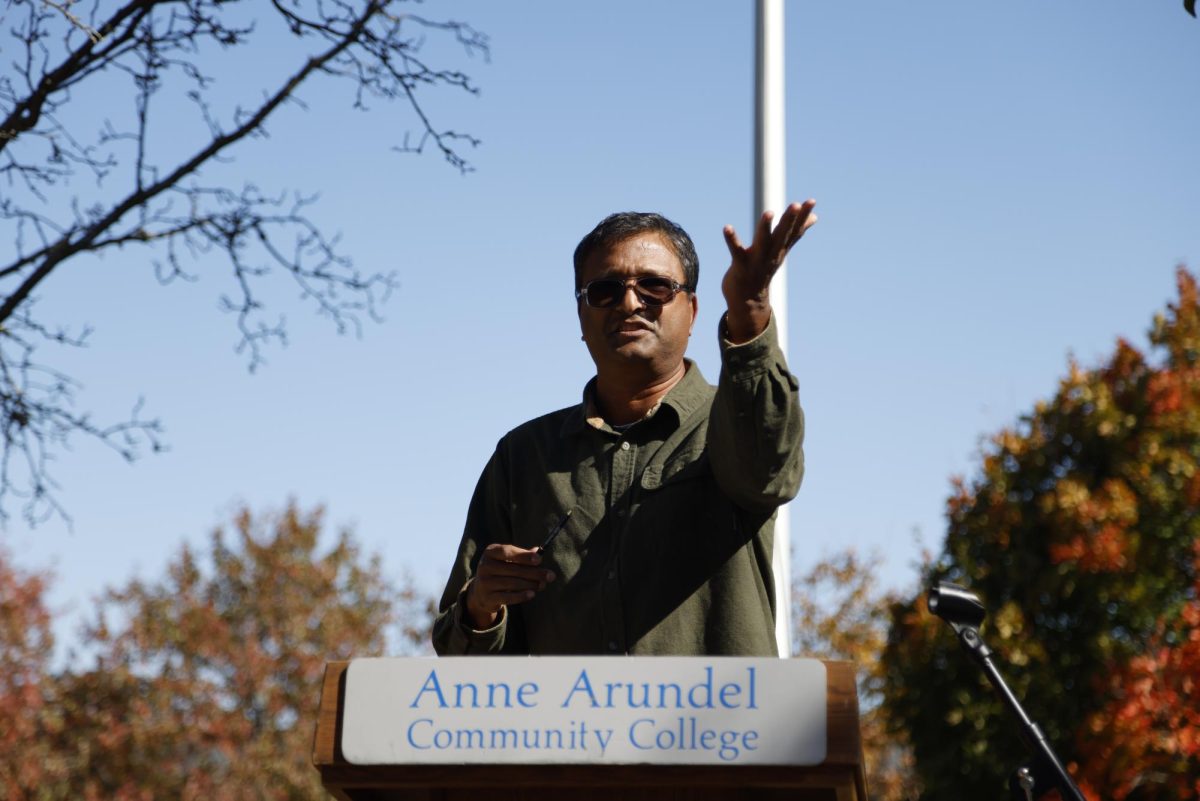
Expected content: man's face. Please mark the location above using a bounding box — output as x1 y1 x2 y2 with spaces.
577 232 698 377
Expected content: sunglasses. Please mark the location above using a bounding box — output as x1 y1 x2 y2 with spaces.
575 276 693 309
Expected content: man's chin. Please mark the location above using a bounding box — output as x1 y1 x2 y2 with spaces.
606 339 656 361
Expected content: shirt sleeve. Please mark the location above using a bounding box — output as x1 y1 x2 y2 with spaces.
431 442 522 655
706 312 805 514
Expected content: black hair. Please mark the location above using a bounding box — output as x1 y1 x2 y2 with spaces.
572 212 699 292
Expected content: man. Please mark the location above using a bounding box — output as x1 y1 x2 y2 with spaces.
432 201 817 656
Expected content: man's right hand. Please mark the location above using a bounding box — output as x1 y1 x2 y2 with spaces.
464 543 556 630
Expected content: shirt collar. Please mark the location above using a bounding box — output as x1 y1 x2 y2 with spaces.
560 359 709 436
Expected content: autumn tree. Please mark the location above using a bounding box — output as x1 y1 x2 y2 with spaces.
0 544 70 797
792 550 920 801
0 1 486 526
1073 541 1200 800
880 268 1200 800
1 502 429 800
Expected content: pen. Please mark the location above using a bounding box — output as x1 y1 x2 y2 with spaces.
537 509 573 552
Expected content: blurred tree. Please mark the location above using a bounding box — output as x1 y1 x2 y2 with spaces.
0 545 68 798
0 502 430 800
0 1 486 526
880 268 1200 800
792 550 921 801
1074 541 1200 800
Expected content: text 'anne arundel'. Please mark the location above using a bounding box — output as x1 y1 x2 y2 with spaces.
409 666 759 711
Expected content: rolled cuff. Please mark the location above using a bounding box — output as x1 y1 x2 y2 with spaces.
443 581 508 655
719 312 785 378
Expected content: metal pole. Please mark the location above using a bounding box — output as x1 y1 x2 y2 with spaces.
755 0 792 657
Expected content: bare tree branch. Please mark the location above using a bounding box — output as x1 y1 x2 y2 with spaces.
0 0 487 526
40 1 104 43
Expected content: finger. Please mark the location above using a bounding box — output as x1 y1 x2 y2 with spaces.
488 588 542 606
483 542 543 566
723 224 744 256
478 560 555 584
754 211 774 250
477 573 547 594
772 203 805 252
475 572 556 608
783 199 817 238
791 199 817 233
472 579 541 611
776 201 818 255
800 211 818 236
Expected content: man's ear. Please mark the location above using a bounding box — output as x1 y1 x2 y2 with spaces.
688 292 698 335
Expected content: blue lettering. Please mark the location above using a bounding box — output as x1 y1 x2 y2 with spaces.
718 729 740 761
409 671 447 708
561 670 600 708
407 718 433 749
456 728 485 749
628 718 655 749
687 667 714 709
516 681 538 708
657 682 682 708
486 682 511 708
655 726 676 749
454 682 479 708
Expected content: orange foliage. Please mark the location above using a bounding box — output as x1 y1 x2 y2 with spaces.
792 550 922 801
1046 479 1137 573
1048 524 1130 572
884 267 1200 800
1075 545 1200 800
0 547 67 799
0 503 430 801
1146 370 1185 417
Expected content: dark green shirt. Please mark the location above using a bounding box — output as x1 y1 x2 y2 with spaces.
432 315 804 656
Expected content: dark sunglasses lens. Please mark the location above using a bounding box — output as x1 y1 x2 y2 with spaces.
585 280 624 307
583 278 679 307
635 277 676 304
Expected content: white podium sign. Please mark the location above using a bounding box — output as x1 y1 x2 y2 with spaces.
341 657 826 766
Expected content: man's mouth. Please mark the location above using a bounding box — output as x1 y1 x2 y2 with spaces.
611 318 652 335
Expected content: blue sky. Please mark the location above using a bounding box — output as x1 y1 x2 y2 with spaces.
5 1 1199 655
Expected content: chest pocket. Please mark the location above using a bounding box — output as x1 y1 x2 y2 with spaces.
640 448 709 490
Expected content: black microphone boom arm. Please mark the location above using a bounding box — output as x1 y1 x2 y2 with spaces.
927 581 1087 801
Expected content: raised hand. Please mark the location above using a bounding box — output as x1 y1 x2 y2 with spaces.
721 199 817 343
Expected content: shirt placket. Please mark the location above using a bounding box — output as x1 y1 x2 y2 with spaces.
601 436 636 654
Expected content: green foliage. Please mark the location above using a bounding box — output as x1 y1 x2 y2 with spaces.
881 269 1200 800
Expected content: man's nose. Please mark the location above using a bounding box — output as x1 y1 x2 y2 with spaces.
615 282 645 313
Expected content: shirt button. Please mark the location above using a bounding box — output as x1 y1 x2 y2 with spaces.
616 508 626 518
607 570 616 580
620 441 630 451
608 641 619 652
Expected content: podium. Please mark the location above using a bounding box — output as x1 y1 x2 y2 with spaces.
312 659 868 801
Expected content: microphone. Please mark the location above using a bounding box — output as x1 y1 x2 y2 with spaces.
926 582 985 629
926 579 1088 801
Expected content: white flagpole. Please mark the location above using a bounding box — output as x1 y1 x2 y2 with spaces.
755 0 793 657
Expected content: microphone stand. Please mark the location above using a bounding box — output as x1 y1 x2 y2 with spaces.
928 583 1087 801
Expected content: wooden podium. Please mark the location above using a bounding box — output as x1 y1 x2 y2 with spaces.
312 660 868 801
